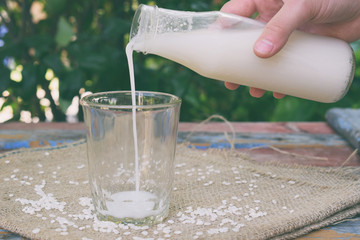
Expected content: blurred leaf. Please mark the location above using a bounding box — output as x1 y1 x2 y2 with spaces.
0 38 24 59
271 97 322 121
77 53 107 71
43 54 64 74
59 69 82 99
103 18 130 39
55 17 73 47
24 34 53 57
190 2 210 11
0 67 11 92
21 64 38 99
58 98 72 113
46 0 68 15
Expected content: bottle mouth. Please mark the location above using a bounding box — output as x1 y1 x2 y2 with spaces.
130 4 158 41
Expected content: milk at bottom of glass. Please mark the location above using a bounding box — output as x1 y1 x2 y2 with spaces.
99 191 163 219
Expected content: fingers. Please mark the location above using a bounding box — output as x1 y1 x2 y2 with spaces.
226 84 286 99
250 88 285 99
249 88 285 99
273 92 285 99
254 0 313 58
225 82 240 90
249 87 266 98
220 0 256 17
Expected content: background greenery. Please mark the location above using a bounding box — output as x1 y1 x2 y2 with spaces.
0 0 359 123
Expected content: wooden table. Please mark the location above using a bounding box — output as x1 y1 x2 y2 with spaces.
0 121 359 239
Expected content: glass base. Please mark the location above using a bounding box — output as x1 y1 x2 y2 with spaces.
96 207 169 225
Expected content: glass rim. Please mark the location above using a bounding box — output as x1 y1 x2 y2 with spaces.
80 90 182 110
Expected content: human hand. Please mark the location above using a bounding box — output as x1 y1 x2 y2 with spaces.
221 0 360 98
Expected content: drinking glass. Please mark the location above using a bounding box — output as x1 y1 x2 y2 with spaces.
80 91 181 225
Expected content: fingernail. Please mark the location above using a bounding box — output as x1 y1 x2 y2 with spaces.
255 39 274 55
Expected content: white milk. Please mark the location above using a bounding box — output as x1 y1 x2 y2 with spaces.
132 28 354 103
109 40 158 219
100 191 161 219
125 42 140 192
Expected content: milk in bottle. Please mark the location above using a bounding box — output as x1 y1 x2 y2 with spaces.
129 4 355 103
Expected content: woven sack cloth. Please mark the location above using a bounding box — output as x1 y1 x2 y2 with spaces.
0 140 359 240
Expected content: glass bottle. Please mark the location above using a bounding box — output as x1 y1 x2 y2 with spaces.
129 4 355 103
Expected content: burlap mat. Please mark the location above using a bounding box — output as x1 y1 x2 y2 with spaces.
0 140 359 240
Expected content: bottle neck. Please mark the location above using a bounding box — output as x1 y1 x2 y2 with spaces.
129 5 159 53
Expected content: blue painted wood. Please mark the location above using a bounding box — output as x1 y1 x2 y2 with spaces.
177 131 347 149
327 217 360 235
0 129 85 151
326 108 360 155
0 229 22 240
0 130 347 151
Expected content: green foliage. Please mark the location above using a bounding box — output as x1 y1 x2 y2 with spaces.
0 0 359 123
55 17 73 47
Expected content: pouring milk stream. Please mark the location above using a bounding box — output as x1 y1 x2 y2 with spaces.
116 4 355 220
99 41 163 220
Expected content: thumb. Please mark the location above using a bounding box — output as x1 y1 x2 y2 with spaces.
254 0 312 58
